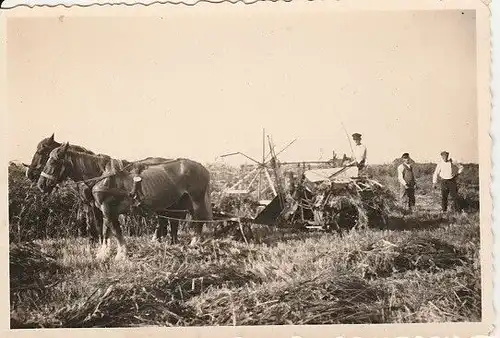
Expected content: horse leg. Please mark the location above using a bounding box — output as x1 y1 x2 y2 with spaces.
86 205 103 245
153 216 167 242
96 215 112 260
93 207 104 245
76 207 87 239
86 206 100 245
190 198 211 246
85 212 97 244
169 217 180 245
96 202 122 260
110 215 127 261
154 213 181 245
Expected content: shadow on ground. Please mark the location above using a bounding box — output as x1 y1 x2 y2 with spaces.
381 215 448 231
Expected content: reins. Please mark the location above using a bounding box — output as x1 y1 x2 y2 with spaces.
44 156 182 187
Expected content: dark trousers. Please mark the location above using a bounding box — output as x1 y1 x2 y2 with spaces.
441 178 459 212
402 186 416 209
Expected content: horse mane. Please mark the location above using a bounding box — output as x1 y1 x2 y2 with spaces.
65 149 111 160
47 140 94 155
70 144 95 155
64 149 112 179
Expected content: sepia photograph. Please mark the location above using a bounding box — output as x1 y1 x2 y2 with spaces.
1 1 493 335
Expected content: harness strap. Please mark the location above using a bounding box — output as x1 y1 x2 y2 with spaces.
71 159 181 185
40 171 57 181
92 187 129 196
157 214 237 224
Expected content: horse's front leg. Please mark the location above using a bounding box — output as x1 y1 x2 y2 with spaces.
170 219 179 245
111 215 127 261
152 217 166 242
96 215 112 261
93 206 104 245
86 206 100 245
189 221 204 246
190 201 209 246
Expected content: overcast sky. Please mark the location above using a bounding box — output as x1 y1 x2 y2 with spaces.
7 9 477 165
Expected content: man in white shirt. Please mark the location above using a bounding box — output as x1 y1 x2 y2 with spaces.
349 133 367 175
397 153 416 213
432 151 464 212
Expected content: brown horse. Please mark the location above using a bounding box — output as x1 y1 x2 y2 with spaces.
35 143 180 245
26 133 103 242
37 143 213 260
27 133 172 244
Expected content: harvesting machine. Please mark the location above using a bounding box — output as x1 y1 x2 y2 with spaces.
216 130 393 233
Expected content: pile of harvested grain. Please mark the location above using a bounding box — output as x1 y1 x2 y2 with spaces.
187 273 388 325
10 242 67 328
10 242 64 297
377 264 481 323
48 281 195 327
394 237 466 272
299 178 397 230
42 261 264 327
349 236 467 278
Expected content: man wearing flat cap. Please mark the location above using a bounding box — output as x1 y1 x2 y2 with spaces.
397 153 416 213
349 133 367 175
432 151 464 213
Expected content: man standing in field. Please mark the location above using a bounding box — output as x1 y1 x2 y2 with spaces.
432 151 464 213
349 133 367 176
397 153 417 213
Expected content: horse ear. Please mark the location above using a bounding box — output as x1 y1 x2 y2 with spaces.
62 142 70 152
49 133 55 141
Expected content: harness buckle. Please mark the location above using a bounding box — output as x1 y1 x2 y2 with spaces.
130 175 144 207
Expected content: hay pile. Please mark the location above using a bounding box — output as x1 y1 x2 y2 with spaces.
377 264 481 322
45 279 195 327
293 177 397 230
33 240 267 328
187 274 387 325
10 242 64 296
33 264 265 328
348 236 467 278
10 242 67 328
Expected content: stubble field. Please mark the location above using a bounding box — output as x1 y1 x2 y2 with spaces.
8 162 481 328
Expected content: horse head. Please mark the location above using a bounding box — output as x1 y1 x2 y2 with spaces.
37 142 72 194
26 133 58 182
